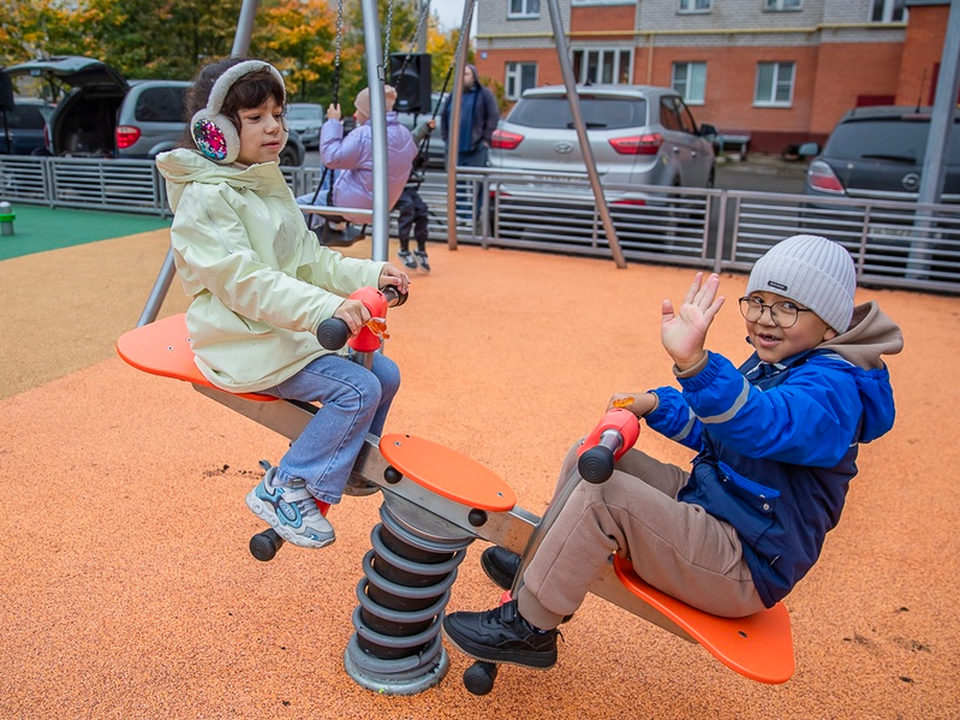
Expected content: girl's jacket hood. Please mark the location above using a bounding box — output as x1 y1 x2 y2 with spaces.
157 148 269 212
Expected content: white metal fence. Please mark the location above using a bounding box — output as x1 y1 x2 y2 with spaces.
2 155 958 295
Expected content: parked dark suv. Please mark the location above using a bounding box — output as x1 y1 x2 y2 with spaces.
802 106 960 202
1 97 54 155
2 56 304 165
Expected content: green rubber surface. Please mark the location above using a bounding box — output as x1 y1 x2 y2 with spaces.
0 204 170 261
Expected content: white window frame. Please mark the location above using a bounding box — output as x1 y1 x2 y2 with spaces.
764 0 802 10
508 0 540 19
678 0 712 13
869 0 907 23
571 48 633 85
672 61 707 105
754 62 795 107
505 62 537 101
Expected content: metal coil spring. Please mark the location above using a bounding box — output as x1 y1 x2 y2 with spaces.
344 503 472 694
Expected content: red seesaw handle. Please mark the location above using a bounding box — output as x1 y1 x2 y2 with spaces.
316 285 406 352
576 408 641 483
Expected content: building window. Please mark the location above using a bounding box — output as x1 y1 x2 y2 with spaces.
764 0 802 10
672 62 706 105
508 0 540 18
870 0 906 23
755 62 794 106
678 0 712 12
572 48 632 85
506 63 537 100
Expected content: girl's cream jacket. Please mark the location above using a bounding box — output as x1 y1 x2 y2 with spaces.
157 148 385 393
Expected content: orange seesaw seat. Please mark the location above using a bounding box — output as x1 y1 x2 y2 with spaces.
380 433 518 513
116 313 277 402
613 555 795 684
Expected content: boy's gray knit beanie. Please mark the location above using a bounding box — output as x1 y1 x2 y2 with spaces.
746 234 856 333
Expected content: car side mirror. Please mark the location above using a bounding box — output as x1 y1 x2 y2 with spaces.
797 141 820 158
699 123 719 141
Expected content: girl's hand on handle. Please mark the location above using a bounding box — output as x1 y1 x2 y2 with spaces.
379 263 410 296
327 103 342 121
661 272 724 373
333 298 370 337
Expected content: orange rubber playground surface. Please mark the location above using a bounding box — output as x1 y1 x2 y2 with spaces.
1 214 958 718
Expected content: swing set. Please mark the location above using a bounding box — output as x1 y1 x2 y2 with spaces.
301 0 436 247
125 0 794 700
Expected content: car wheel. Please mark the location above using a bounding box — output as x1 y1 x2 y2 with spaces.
279 145 302 167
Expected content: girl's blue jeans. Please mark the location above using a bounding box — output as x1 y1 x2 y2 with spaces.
261 352 400 504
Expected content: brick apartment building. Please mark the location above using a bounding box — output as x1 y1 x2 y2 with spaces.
472 0 953 155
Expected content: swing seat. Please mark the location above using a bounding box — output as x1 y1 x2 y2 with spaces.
612 555 795 684
116 313 277 402
317 220 365 247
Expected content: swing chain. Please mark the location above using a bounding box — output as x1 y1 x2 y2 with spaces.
383 0 397 62
332 0 345 107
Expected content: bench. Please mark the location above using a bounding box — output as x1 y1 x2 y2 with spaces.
718 133 752 159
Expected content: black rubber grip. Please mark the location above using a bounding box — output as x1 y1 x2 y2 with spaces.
578 447 615 484
317 318 349 350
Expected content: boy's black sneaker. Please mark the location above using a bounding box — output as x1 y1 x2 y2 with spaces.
481 546 522 591
442 600 558 669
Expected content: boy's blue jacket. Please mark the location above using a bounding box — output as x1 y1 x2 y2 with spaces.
644 301 903 607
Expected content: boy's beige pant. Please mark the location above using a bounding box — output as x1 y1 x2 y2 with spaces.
516 442 766 630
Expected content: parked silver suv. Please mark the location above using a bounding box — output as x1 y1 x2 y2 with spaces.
115 79 191 159
490 85 717 191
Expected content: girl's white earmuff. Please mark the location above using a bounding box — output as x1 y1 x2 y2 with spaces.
190 60 287 164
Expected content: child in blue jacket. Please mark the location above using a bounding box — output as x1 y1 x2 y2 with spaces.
443 234 903 670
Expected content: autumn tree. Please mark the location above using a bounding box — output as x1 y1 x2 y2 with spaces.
1 0 466 107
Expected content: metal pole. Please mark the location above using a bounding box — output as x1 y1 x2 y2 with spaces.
137 0 261 326
445 0 476 249
543 0 626 268
419 0 429 54
361 0 389 262
911 0 960 276
918 0 960 205
231 0 259 57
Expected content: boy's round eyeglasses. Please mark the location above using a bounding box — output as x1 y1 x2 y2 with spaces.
737 296 812 329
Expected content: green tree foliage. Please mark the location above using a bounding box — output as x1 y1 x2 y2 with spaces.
251 0 337 101
1 0 465 108
0 0 97 66
77 0 241 79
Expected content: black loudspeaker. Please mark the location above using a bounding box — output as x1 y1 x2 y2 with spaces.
0 73 14 112
390 53 431 114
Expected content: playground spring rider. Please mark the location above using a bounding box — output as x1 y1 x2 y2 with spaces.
117 290 795 696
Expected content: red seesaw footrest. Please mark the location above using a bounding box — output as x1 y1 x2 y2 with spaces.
116 313 276 402
613 555 795 684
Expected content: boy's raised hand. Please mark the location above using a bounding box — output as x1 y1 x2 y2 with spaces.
661 272 724 373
